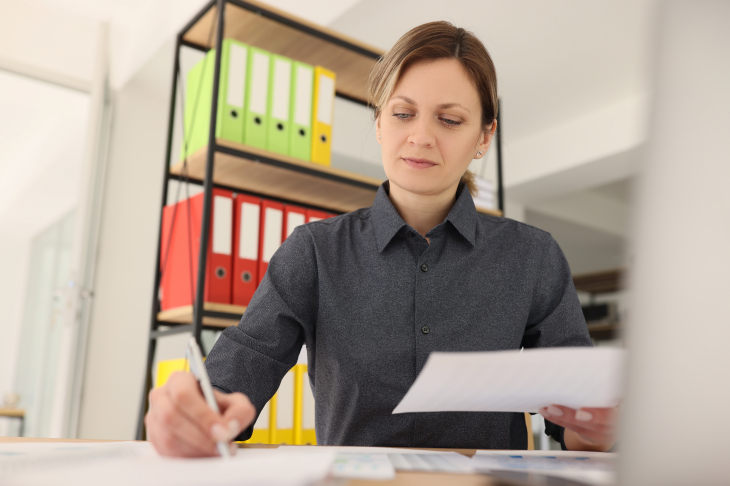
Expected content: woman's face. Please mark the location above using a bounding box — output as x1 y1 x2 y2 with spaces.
377 58 492 198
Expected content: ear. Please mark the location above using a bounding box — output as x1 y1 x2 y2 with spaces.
376 115 381 145
474 120 496 158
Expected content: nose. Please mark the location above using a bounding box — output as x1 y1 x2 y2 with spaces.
406 116 436 148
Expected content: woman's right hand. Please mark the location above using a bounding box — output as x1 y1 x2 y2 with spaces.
144 371 256 457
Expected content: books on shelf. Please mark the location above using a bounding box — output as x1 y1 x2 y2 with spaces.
181 40 335 166
160 193 335 311
473 176 497 210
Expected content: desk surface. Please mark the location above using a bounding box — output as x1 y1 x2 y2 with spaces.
0 437 499 485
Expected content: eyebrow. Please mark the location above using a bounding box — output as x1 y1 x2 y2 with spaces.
390 95 472 114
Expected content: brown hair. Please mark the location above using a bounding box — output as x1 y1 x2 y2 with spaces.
367 21 498 196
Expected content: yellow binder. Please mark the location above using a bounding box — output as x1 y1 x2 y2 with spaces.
310 66 336 166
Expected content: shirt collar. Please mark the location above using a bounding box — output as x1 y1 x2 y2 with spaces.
371 181 478 253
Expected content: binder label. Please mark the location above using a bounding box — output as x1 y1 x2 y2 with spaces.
262 207 283 262
227 43 247 108
294 65 313 126
286 212 306 238
239 202 260 260
213 196 233 256
251 52 270 115
272 59 292 120
316 73 335 125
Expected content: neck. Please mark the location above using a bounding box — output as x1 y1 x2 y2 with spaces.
388 181 459 237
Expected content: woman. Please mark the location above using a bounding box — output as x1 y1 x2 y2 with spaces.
145 21 617 457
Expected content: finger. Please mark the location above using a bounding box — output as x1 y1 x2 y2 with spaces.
147 414 216 458
541 405 615 433
539 409 614 444
571 406 619 426
165 372 228 444
149 386 219 457
214 390 257 438
545 414 613 443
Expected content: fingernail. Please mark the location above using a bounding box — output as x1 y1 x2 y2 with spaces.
575 410 593 422
540 407 550 417
211 423 228 442
227 419 240 438
229 443 238 456
547 405 564 417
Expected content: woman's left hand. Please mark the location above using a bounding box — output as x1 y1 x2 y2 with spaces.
539 404 618 452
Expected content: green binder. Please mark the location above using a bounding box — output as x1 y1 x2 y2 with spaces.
288 61 314 161
244 47 271 150
181 39 248 161
266 54 293 156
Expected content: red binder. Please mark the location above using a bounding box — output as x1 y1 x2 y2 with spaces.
232 194 261 306
305 209 328 223
159 188 233 310
283 204 307 241
258 199 284 285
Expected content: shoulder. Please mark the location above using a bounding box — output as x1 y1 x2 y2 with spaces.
299 207 371 239
475 213 556 251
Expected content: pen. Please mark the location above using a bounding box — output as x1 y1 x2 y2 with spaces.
186 337 231 459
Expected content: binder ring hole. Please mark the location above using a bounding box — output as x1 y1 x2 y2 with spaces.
320 134 327 143
277 123 284 131
241 271 252 283
230 109 238 118
299 129 306 137
254 116 262 125
215 267 226 279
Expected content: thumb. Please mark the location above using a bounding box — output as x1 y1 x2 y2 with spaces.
214 390 256 438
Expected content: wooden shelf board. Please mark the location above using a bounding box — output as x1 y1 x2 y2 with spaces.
157 302 246 328
0 408 25 418
573 268 625 294
586 321 621 333
172 140 382 213
182 0 384 104
172 140 504 217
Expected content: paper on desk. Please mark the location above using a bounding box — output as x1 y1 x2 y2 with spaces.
393 347 625 414
472 450 618 486
281 445 474 475
0 441 334 486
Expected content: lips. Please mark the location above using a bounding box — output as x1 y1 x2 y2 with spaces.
402 157 437 169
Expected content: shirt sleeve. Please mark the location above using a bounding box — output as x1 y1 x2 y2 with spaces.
522 234 592 449
205 225 318 441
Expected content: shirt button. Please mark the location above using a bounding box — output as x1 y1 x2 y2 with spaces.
421 263 429 272
421 326 430 334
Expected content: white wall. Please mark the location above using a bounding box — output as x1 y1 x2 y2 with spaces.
76 40 173 440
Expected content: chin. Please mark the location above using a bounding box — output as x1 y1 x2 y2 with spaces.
389 175 450 197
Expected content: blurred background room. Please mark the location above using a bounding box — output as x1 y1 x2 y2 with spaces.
0 0 653 448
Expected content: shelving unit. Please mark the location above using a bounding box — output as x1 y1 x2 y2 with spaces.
137 0 505 439
573 268 623 340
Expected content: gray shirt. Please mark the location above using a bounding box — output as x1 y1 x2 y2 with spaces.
206 182 591 450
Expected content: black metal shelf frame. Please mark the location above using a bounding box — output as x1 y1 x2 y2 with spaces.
137 0 504 439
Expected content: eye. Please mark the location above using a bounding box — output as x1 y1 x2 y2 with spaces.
440 117 462 128
393 113 412 121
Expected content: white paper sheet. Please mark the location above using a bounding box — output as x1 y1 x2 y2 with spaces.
393 347 625 414
472 450 618 486
0 441 334 486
